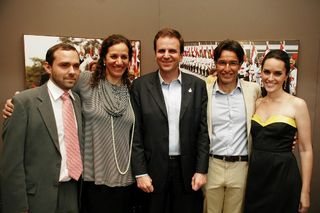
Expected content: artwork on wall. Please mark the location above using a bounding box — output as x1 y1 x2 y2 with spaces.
180 40 299 95
23 35 141 89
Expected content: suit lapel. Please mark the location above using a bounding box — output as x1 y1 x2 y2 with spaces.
72 94 83 154
240 80 253 137
146 72 168 118
37 84 60 152
73 97 82 139
180 73 192 119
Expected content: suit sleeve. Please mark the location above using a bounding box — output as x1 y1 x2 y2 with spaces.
195 81 210 173
0 96 29 212
72 71 90 95
130 81 148 176
257 84 262 98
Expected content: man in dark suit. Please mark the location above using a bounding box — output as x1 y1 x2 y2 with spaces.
131 28 209 213
0 43 82 213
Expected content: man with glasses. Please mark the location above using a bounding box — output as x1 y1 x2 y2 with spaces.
203 39 261 213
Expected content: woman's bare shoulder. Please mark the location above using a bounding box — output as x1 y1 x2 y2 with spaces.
291 95 307 109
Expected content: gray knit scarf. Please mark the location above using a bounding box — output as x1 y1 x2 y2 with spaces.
98 80 129 117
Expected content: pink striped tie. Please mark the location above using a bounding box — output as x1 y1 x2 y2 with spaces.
61 92 82 180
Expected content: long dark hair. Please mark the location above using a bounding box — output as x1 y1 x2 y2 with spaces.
91 34 133 88
261 49 290 93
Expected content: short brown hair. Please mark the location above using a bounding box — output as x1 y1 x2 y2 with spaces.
45 43 79 66
153 28 184 54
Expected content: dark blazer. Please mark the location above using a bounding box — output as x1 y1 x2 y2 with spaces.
131 71 209 192
0 83 82 213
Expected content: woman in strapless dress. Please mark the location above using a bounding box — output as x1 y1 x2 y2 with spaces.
244 50 313 213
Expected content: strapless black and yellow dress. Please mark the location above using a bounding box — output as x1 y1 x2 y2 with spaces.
244 114 302 213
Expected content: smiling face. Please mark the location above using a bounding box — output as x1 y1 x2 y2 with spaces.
44 49 80 91
104 42 130 84
216 50 241 87
155 36 182 75
261 58 288 93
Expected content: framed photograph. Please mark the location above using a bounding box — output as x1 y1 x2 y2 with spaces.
23 35 141 89
181 40 299 95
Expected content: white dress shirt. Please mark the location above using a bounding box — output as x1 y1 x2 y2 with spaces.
47 79 77 181
159 72 182 156
210 81 248 156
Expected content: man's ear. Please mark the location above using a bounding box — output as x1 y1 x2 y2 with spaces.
43 62 52 74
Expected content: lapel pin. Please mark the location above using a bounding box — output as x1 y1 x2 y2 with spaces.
188 88 192 93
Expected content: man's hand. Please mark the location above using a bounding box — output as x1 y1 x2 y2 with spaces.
191 173 207 191
3 98 14 119
2 91 19 119
292 134 298 152
136 175 154 193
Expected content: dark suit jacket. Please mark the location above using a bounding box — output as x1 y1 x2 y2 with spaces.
131 71 209 192
0 83 82 213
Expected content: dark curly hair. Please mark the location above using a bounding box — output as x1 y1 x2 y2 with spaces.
91 34 133 88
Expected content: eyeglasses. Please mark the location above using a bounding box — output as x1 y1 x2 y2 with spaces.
216 60 240 68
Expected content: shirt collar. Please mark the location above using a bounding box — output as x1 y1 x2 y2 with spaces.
47 79 75 101
158 70 182 85
213 78 242 95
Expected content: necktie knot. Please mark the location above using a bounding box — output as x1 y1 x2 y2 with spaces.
61 92 70 102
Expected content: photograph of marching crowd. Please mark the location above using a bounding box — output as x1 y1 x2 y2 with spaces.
23 35 141 89
180 40 299 95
